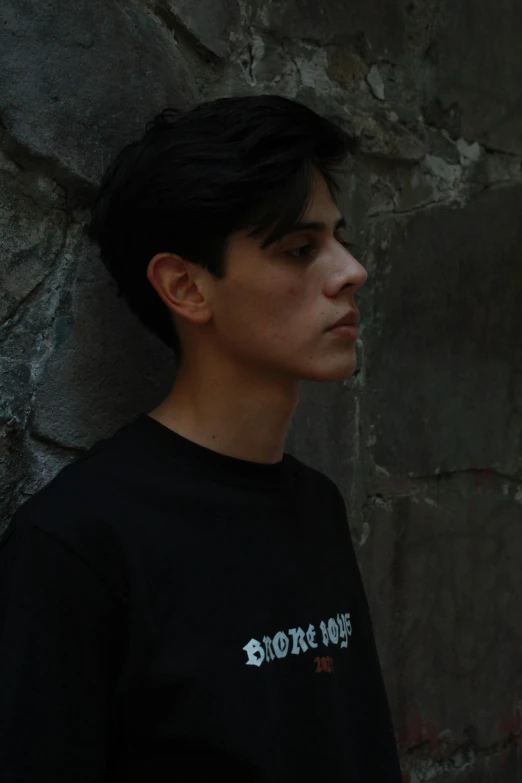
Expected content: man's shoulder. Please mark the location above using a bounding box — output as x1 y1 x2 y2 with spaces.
19 419 142 521
285 452 344 510
5 417 153 580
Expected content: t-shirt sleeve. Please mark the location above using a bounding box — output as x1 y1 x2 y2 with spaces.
0 514 125 783
330 482 403 781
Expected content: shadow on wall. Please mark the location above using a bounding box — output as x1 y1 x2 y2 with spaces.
31 231 176 455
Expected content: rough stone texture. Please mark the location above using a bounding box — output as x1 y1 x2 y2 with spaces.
365 186 522 481
0 173 66 324
0 0 197 187
1 1 522 780
425 0 522 155
157 0 241 60
362 486 522 758
251 0 405 59
32 232 175 451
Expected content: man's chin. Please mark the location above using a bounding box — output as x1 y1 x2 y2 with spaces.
299 351 359 383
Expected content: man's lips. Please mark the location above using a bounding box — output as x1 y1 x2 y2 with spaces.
328 310 360 330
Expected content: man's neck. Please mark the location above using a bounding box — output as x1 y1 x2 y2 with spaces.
148 361 300 465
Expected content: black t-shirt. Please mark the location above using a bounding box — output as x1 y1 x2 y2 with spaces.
0 414 402 782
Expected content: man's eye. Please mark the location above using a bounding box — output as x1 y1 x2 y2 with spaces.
285 244 314 259
340 239 357 253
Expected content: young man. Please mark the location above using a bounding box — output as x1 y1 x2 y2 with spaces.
0 95 402 781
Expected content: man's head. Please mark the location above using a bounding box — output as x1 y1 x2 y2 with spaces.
89 94 367 382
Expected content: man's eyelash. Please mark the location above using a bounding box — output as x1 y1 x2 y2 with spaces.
285 244 315 258
284 237 355 259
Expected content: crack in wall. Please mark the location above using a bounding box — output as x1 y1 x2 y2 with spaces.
407 467 522 485
0 128 94 207
151 1 223 68
404 728 521 780
26 429 86 457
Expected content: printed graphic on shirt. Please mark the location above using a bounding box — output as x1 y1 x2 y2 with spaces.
243 612 352 667
314 655 335 673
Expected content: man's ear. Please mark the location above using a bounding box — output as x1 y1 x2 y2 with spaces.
147 252 213 325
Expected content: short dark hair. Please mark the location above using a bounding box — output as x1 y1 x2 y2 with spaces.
88 94 353 361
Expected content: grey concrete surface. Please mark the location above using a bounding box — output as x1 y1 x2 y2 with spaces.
1 2 521 779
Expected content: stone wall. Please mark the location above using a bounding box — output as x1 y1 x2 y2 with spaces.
1 1 521 780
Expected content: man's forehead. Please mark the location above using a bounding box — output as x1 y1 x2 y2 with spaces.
300 172 343 226
275 214 346 238
242 167 346 248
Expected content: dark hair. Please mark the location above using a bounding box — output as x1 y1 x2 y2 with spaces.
88 94 353 361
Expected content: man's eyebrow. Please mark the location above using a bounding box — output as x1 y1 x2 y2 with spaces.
260 216 347 248
278 216 347 237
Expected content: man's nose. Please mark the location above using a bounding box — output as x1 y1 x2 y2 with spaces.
342 249 368 292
